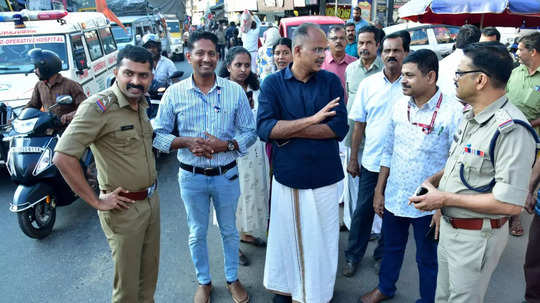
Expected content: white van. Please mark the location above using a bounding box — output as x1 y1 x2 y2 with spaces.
0 10 118 113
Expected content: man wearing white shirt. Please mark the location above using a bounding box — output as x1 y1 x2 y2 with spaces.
437 25 480 102
360 49 463 303
344 31 409 277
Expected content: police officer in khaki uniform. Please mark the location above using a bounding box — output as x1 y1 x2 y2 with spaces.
409 42 538 303
53 45 159 303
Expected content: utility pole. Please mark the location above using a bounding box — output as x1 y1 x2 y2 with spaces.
385 0 394 26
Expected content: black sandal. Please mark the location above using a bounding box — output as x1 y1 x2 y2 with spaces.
240 237 267 247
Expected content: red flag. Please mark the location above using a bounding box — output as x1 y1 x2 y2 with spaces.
95 0 126 31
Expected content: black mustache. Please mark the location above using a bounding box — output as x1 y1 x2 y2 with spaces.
127 83 145 91
387 57 397 62
360 49 370 55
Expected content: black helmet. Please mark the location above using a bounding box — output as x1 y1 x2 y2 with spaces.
29 48 62 80
142 33 161 51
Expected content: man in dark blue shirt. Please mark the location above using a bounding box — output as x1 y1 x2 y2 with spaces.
257 23 348 303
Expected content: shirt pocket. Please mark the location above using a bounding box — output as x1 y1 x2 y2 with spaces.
212 108 236 138
460 151 493 189
523 87 540 118
113 129 141 155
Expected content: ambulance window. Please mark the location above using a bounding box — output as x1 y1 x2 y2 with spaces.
84 30 103 60
71 34 88 69
98 27 117 55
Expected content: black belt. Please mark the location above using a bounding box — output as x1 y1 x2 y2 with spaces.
179 161 236 176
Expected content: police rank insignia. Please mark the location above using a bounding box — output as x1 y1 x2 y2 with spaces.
96 98 107 112
95 94 112 113
495 109 515 134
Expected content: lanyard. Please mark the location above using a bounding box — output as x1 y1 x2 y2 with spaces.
407 93 443 135
196 87 221 113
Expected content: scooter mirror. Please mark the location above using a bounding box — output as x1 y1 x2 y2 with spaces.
56 95 73 105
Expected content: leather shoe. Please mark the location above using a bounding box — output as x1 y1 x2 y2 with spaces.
194 283 212 303
343 260 358 277
360 288 391 303
227 280 249 303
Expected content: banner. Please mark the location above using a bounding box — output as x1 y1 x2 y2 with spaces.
326 4 351 20
257 0 294 12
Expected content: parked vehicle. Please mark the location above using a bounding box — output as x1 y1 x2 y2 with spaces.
278 16 345 38
165 15 184 61
383 22 460 59
5 96 94 239
0 10 119 166
110 14 172 56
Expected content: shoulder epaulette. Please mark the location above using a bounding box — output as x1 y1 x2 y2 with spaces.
495 108 516 134
94 91 116 113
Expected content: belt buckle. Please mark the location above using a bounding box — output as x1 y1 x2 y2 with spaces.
442 215 452 224
147 183 157 198
203 167 214 175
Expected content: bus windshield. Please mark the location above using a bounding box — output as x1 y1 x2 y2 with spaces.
111 25 133 43
0 35 68 75
167 21 180 33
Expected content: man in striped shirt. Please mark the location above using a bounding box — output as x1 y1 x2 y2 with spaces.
153 31 256 303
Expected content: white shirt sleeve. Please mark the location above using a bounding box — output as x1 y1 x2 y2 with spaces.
348 79 368 122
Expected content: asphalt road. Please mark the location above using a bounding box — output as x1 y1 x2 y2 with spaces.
0 60 531 303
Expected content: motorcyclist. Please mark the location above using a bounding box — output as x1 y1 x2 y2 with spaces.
142 33 177 87
24 49 96 188
25 48 86 125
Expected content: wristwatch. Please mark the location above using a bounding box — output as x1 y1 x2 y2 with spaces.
227 140 235 151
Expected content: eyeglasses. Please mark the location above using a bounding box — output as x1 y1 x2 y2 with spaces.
454 70 489 79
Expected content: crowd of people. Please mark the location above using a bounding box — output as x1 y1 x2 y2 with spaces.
36 7 540 303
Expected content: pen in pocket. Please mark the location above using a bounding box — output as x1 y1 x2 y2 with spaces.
437 126 444 136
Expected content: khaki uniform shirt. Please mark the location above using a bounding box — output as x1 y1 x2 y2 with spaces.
27 74 86 118
439 95 537 219
506 64 540 134
55 83 156 192
344 56 383 147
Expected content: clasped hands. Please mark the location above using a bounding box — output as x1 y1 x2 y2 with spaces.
187 132 228 158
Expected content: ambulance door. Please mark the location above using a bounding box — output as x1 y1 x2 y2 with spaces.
97 26 118 89
83 29 108 93
69 32 94 98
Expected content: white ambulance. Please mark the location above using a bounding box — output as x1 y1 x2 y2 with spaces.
0 10 118 115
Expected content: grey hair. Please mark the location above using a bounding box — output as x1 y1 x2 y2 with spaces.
328 24 345 36
292 23 323 49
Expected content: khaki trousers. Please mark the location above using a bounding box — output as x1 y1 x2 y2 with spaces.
98 193 160 303
435 217 508 303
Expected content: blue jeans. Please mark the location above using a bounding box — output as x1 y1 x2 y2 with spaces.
378 210 438 303
179 166 241 284
345 165 383 263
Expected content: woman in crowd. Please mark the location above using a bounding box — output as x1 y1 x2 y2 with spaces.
256 27 281 82
218 46 270 266
272 37 293 71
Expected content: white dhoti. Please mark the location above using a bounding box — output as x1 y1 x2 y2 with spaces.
343 147 360 229
342 147 382 233
264 179 339 303
336 142 346 204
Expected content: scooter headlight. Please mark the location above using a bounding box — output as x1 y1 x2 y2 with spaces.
33 148 52 176
12 118 38 134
